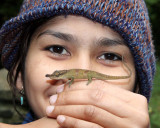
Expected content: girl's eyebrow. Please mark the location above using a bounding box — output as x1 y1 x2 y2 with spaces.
37 30 127 47
37 30 76 42
96 38 127 47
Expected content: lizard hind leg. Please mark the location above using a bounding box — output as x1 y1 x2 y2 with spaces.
86 76 92 85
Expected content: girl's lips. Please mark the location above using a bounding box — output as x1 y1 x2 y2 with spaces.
46 79 68 85
46 79 58 85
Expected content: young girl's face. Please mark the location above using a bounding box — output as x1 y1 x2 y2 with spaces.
17 15 136 118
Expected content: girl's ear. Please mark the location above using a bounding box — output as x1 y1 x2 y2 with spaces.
16 72 23 91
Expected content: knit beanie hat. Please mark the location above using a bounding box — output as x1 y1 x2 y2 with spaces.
0 0 156 101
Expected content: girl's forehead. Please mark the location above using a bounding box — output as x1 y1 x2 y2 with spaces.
32 15 123 41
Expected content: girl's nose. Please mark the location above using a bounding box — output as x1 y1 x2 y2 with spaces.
68 51 93 70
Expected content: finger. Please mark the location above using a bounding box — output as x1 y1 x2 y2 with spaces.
46 105 123 128
62 80 147 110
63 80 133 101
50 89 140 117
57 115 103 128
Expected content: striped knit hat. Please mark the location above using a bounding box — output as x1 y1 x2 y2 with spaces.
0 0 156 101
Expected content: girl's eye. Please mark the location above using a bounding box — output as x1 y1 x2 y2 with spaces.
98 52 122 66
45 45 70 56
98 53 122 61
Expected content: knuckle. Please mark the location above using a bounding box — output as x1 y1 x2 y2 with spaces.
59 92 67 105
124 118 149 128
71 118 79 128
84 105 96 119
90 124 103 128
94 80 106 90
140 113 150 128
91 89 104 103
136 94 148 105
141 95 148 104
131 112 150 128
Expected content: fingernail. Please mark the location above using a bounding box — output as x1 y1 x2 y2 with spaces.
46 106 55 114
57 115 65 124
56 84 64 93
50 94 58 105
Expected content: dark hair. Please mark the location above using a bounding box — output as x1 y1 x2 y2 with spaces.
7 18 49 119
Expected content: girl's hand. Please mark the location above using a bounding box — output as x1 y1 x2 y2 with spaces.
0 117 60 128
46 80 150 128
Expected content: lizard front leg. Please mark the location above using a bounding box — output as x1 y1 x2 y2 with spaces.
66 77 74 87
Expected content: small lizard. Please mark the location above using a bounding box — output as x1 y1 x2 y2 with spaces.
46 62 132 87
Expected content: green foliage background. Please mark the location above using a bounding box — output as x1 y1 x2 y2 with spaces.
149 62 160 128
0 0 160 127
145 0 160 59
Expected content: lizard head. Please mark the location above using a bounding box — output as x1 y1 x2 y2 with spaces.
46 70 67 79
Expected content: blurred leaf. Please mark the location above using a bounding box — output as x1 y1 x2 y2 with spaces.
149 62 160 128
145 0 160 5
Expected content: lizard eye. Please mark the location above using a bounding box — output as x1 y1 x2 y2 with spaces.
54 71 60 77
59 70 67 75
